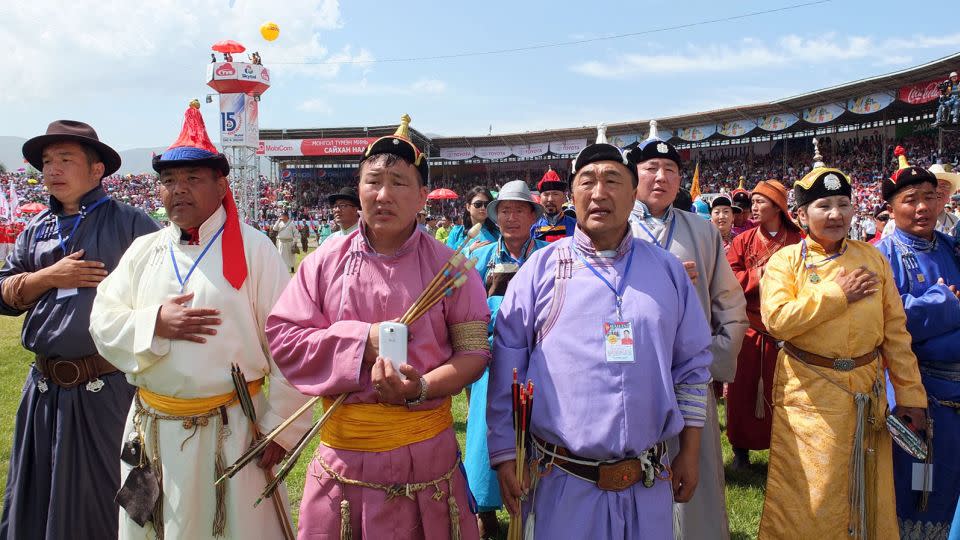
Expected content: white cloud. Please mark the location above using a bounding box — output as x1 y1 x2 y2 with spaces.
298 97 333 114
571 33 960 79
0 0 359 102
322 78 448 96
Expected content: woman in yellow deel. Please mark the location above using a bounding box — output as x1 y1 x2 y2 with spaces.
758 140 928 540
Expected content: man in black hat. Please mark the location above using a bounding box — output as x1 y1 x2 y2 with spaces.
0 120 159 539
321 186 360 245
627 122 747 540
531 167 576 242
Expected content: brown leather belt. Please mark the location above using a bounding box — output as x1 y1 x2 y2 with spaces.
534 436 668 491
35 354 118 390
783 342 878 372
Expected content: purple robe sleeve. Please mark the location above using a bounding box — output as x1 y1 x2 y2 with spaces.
666 255 713 428
265 251 370 397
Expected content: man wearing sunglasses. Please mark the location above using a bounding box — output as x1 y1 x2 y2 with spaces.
869 205 889 245
322 187 360 246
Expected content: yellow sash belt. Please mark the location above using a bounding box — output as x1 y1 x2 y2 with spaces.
320 396 453 452
138 379 263 416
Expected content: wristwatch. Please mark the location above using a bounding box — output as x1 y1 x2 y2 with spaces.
405 377 430 407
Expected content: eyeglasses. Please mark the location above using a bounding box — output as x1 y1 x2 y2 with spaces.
470 201 488 209
332 204 356 211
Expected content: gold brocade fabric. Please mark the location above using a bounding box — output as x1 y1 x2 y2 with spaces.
449 320 489 353
320 396 453 452
758 239 927 539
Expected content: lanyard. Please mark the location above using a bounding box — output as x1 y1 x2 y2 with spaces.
169 225 225 293
574 245 634 319
636 217 677 251
56 196 110 253
800 238 847 270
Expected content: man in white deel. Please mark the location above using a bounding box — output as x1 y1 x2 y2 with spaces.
89 102 309 539
273 211 297 272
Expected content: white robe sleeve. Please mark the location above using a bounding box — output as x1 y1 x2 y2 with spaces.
89 237 170 374
249 234 312 451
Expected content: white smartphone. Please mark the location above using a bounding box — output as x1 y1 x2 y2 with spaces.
378 322 408 380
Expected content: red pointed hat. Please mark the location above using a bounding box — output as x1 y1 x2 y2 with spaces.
537 166 566 192
155 101 247 290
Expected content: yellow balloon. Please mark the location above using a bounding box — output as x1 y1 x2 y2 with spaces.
260 22 280 41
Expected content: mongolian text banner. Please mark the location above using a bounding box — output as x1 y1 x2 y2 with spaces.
256 138 377 157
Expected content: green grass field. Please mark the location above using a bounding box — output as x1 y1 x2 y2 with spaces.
0 266 767 538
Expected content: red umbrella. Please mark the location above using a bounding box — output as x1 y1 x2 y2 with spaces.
18 202 47 214
212 40 246 54
427 188 458 200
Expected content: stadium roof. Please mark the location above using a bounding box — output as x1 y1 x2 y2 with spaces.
431 51 960 148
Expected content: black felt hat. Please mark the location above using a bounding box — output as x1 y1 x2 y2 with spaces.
327 187 361 208
793 139 853 208
882 146 938 201
570 125 635 182
361 114 429 182
625 120 682 169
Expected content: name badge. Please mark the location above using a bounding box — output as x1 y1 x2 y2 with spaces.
604 321 635 363
56 288 78 300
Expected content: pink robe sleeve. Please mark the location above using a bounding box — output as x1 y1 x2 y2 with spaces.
265 251 371 397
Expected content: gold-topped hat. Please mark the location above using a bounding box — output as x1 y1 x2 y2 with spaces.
362 114 428 181
794 137 852 207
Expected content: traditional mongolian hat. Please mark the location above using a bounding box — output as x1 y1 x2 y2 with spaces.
327 186 361 208
22 120 122 178
154 100 247 290
882 145 937 201
626 120 682 169
361 114 429 182
793 138 853 209
571 124 635 183
487 180 544 225
537 167 566 193
711 194 734 210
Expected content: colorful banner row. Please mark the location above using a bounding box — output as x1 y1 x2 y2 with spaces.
437 139 587 161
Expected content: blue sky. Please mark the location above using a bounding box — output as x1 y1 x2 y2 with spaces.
2 0 958 149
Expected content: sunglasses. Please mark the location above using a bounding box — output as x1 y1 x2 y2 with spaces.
876 214 890 222
470 201 488 209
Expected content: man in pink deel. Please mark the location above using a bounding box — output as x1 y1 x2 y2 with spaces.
265 115 490 539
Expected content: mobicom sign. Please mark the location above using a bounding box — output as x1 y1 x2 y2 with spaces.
257 137 377 157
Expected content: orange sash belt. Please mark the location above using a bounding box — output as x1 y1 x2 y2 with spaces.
320 396 453 452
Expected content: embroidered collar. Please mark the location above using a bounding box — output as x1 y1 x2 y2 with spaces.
804 235 848 257
632 200 674 224
573 225 632 259
893 228 938 253
169 206 226 245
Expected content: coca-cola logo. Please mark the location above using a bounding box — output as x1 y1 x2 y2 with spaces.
215 63 236 77
900 80 940 104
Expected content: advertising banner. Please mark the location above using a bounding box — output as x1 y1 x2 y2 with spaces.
510 142 549 158
802 103 845 124
756 114 799 132
717 120 756 137
898 78 942 105
676 124 716 142
439 147 476 160
474 145 513 160
219 93 259 148
847 92 895 114
256 137 377 156
609 134 639 148
549 139 588 154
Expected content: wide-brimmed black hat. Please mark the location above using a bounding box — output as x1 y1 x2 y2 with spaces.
22 120 121 178
361 114 429 182
327 186 361 208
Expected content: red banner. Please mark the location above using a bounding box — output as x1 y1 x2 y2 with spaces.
898 78 942 105
257 137 377 156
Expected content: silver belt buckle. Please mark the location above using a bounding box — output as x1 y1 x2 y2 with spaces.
37 378 49 393
833 358 855 371
86 378 105 393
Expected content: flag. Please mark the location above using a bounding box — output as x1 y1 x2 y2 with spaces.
690 160 701 201
8 179 19 215
0 185 9 222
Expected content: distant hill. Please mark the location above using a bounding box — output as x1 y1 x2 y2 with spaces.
0 136 165 175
